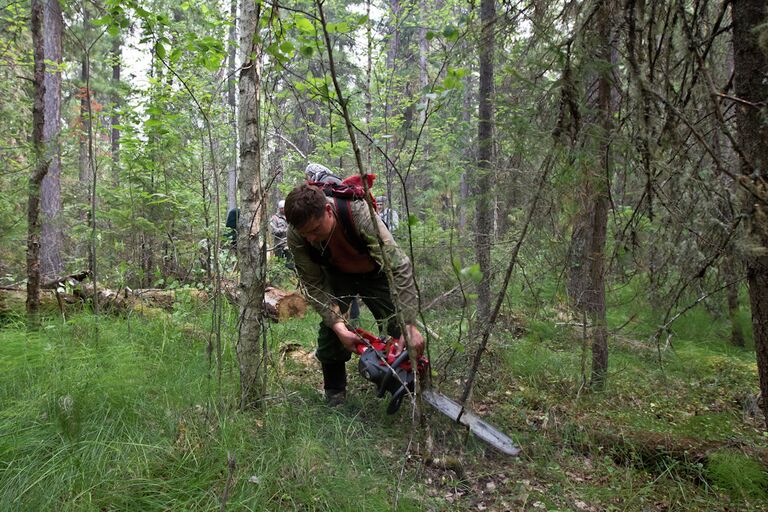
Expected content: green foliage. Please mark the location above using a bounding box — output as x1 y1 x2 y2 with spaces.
705 450 768 502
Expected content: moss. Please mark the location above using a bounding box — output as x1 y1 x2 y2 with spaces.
705 450 768 502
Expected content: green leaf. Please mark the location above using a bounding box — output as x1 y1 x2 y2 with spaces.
442 25 459 42
280 40 295 55
92 15 112 26
204 53 222 72
408 214 419 226
326 21 350 33
295 15 315 34
155 41 166 59
300 45 314 57
170 46 183 64
426 31 436 41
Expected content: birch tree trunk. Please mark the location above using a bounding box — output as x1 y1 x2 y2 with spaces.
27 0 63 325
732 0 768 429
237 0 267 409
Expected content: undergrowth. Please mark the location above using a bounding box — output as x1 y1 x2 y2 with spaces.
1 273 766 511
0 311 423 511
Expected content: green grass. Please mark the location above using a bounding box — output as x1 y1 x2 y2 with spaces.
2 272 767 511
706 450 768 503
0 311 426 511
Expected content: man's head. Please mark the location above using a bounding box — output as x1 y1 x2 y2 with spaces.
285 184 335 243
278 199 285 214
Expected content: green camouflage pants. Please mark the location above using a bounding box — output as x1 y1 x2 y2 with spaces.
315 269 402 364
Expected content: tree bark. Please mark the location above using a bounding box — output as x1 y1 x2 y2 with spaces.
588 1 612 390
473 0 495 331
110 35 121 182
227 0 238 212
567 1 614 389
732 0 768 429
38 0 63 281
237 0 267 410
27 0 63 326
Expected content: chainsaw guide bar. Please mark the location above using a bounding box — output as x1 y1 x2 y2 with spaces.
422 389 521 456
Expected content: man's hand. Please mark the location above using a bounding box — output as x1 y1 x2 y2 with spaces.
332 322 360 353
404 324 425 357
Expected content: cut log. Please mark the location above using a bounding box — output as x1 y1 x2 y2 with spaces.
263 286 306 322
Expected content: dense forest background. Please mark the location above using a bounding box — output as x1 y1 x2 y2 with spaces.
2 0 768 510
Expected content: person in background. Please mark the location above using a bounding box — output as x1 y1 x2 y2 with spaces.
225 207 239 249
284 183 424 406
269 200 289 259
376 195 400 231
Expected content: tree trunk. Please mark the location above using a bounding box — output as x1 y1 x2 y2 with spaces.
473 0 495 331
38 0 63 281
567 1 614 389
263 287 306 322
227 0 238 212
78 35 91 189
588 1 613 390
237 0 267 410
111 35 121 182
726 276 746 348
732 0 768 429
384 0 400 199
27 0 63 326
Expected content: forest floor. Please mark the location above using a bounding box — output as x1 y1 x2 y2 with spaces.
1 288 766 511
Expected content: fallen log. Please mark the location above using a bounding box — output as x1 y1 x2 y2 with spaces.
41 270 91 289
0 287 81 317
74 284 209 313
2 283 306 323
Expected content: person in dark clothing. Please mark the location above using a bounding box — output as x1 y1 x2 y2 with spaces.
284 183 424 405
225 208 239 249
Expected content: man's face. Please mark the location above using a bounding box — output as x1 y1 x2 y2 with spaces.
296 204 335 243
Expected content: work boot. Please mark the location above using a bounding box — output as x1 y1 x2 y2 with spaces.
321 361 347 407
324 389 347 407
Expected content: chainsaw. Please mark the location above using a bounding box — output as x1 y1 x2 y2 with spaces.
353 328 521 456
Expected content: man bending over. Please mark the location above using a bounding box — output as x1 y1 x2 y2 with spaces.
284 183 424 405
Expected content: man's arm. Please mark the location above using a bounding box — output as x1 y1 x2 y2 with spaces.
351 202 419 325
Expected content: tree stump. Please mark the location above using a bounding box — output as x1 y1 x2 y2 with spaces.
263 287 306 322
